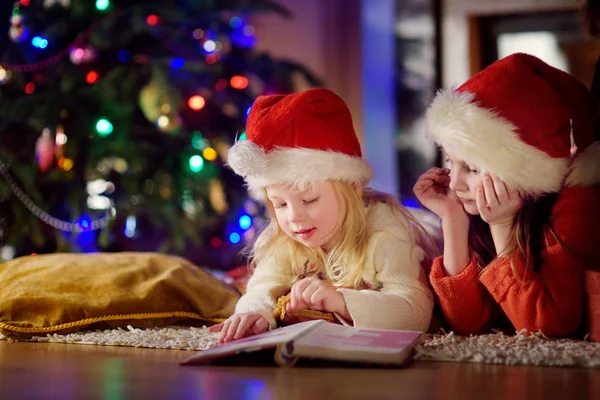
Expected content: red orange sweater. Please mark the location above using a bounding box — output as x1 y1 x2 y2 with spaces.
429 186 600 337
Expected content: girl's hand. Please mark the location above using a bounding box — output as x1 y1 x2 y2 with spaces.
413 167 466 220
287 276 349 318
208 312 269 343
476 174 523 227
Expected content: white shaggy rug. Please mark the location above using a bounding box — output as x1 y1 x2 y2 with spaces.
2 327 600 368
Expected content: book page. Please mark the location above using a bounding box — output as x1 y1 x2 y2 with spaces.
182 320 326 365
291 324 422 365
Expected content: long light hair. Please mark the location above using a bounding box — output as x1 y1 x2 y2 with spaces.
248 181 433 288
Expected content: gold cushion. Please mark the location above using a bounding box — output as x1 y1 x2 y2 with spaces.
0 252 239 338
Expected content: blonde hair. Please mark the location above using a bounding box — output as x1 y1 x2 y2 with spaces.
248 182 432 288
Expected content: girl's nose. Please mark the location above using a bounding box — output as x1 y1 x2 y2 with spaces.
288 204 305 223
448 168 466 192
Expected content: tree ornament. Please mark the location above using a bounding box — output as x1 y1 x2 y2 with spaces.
44 0 71 8
209 179 228 215
139 66 182 134
35 128 55 173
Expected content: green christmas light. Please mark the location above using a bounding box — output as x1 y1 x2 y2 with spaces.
191 131 205 150
96 119 113 136
189 155 204 173
239 132 246 141
96 0 110 11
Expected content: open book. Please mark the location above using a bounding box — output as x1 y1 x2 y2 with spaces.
181 320 423 367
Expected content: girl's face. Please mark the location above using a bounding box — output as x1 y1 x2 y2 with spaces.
266 182 343 250
444 149 484 216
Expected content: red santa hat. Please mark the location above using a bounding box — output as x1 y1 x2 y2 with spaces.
426 52 600 196
227 88 373 198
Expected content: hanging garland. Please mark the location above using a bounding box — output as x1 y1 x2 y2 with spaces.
0 161 115 232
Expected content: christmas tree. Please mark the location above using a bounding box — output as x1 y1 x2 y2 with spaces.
0 0 320 267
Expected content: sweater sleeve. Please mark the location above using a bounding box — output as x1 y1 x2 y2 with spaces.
337 231 434 332
478 186 599 337
429 254 499 335
234 256 294 329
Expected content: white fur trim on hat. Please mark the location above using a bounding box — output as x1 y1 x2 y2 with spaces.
566 141 600 187
227 140 373 198
426 90 568 196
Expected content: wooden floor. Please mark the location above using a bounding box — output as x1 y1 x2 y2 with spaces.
1 340 599 400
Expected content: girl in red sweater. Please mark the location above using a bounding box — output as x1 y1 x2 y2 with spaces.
414 53 600 337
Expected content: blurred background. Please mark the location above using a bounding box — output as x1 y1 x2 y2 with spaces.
0 0 594 270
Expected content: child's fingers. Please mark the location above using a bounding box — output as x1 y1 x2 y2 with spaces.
422 169 448 181
223 317 241 343
417 169 446 185
302 280 324 310
507 183 521 200
251 317 269 334
434 174 451 186
309 287 329 311
301 280 321 308
413 179 433 192
218 319 231 343
233 315 256 340
492 176 508 202
208 322 224 333
289 278 310 311
483 175 498 206
414 174 448 192
430 167 450 175
475 186 487 214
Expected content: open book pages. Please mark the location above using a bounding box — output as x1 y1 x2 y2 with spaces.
181 320 324 364
276 321 422 366
182 320 423 367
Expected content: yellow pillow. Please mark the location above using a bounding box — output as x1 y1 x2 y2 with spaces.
0 252 239 338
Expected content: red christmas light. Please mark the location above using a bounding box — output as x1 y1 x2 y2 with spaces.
206 54 218 64
210 237 223 248
146 15 159 26
25 82 35 94
188 95 206 110
230 75 248 90
86 71 99 84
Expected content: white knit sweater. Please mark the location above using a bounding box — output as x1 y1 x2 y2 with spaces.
235 202 434 332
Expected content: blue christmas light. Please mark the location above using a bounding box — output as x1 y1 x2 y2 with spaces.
124 215 137 238
246 105 252 116
230 31 255 48
239 215 252 230
77 216 92 231
171 58 184 69
229 232 241 244
31 36 48 49
118 50 130 62
229 16 243 28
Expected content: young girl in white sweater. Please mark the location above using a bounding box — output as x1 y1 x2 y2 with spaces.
210 88 434 343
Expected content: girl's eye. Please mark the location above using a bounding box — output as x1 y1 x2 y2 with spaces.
303 197 319 205
444 157 452 164
468 166 479 174
273 203 286 209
